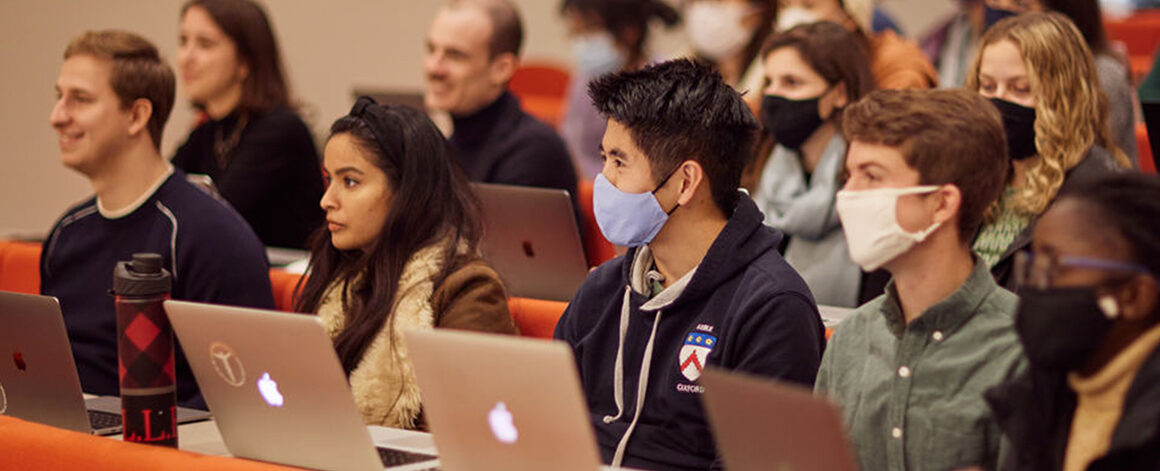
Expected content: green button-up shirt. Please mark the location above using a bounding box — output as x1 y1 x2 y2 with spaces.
815 260 1026 471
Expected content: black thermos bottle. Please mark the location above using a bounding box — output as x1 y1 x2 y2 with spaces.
113 253 177 447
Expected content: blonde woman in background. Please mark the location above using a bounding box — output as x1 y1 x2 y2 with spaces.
968 12 1129 289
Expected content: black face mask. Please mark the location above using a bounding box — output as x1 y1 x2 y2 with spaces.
762 94 825 150
984 4 1019 30
990 97 1038 161
1015 287 1118 371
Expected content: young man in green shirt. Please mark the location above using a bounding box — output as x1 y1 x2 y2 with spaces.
816 88 1026 471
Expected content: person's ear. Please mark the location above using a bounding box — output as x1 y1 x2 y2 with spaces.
821 82 849 120
1115 274 1159 322
236 59 250 83
674 160 705 207
126 98 153 140
931 184 962 227
488 52 518 86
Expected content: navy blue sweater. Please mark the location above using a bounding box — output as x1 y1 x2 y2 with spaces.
172 107 324 249
555 196 826 470
41 169 274 409
449 91 584 236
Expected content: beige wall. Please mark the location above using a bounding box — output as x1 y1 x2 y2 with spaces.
0 0 951 238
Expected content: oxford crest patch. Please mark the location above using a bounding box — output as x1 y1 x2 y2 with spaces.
678 332 716 381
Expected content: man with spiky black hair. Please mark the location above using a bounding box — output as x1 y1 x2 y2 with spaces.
555 58 825 470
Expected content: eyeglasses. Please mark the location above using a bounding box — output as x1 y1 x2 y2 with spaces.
1014 250 1150 290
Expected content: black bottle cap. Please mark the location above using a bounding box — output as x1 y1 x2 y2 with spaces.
112 253 172 296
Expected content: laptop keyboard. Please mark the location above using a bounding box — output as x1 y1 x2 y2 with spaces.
376 447 438 468
87 409 122 431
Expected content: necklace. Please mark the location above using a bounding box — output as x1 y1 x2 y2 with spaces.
213 113 249 170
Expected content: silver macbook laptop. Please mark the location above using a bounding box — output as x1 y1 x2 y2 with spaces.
0 290 209 435
405 329 603 471
165 300 440 471
473 182 588 301
700 368 859 471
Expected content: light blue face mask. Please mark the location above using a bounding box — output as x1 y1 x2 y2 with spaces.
571 32 625 76
592 171 678 247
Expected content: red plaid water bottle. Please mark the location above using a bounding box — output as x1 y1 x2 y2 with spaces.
113 253 177 447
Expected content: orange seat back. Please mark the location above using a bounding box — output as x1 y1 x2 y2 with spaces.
509 63 571 98
268 269 304 312
1106 13 1160 79
1139 122 1156 175
0 239 308 310
0 415 298 471
0 240 42 294
507 296 568 339
509 63 571 127
519 95 566 127
577 180 617 267
1105 14 1160 59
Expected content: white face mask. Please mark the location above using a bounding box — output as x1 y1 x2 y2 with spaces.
776 6 820 31
572 32 625 76
686 2 756 61
835 186 943 272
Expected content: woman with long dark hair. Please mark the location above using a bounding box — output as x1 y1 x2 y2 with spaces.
296 98 518 428
173 0 323 249
750 21 875 307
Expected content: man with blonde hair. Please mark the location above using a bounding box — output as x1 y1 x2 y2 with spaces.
44 30 272 409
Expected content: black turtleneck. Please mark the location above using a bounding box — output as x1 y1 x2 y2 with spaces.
449 91 578 200
172 106 324 249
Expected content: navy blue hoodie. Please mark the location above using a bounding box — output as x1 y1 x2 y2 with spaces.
555 196 825 470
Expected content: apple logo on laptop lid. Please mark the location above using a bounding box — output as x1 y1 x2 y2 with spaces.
488 402 518 444
257 372 284 408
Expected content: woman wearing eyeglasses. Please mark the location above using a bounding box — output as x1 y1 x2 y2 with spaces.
295 98 518 428
986 172 1160 470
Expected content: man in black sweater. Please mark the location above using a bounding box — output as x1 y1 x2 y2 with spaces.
44 31 273 409
423 0 579 204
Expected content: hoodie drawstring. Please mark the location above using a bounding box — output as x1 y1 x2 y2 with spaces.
607 284 664 468
602 286 633 424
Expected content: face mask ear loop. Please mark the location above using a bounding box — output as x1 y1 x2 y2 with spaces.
905 186 946 243
651 165 680 194
653 165 684 215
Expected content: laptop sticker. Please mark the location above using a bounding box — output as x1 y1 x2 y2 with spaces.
209 342 246 387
